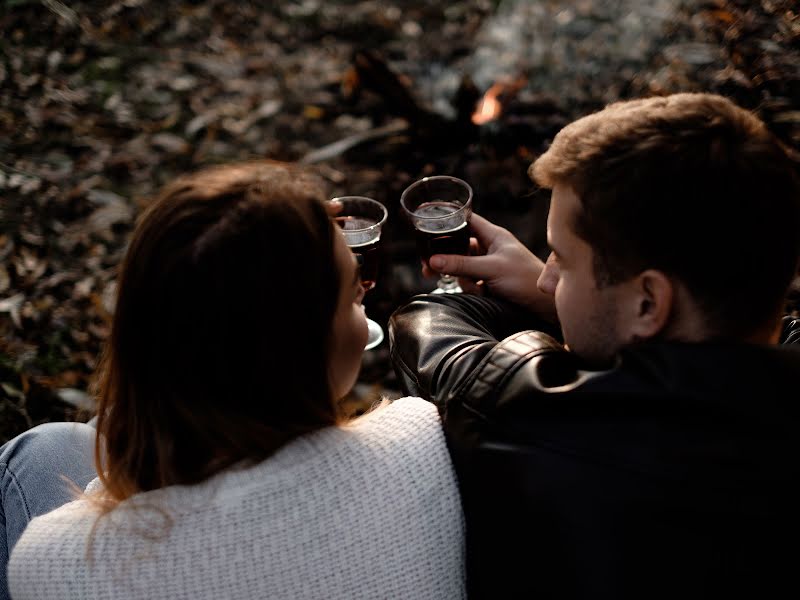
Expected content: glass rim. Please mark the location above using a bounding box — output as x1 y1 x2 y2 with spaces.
400 175 473 221
329 196 388 232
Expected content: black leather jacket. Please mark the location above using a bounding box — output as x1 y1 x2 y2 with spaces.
389 294 800 599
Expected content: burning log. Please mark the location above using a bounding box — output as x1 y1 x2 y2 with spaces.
471 77 527 126
350 49 451 137
301 48 568 164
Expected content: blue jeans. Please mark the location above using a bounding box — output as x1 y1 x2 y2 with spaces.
0 422 97 600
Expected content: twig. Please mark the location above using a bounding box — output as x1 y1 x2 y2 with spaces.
300 120 408 164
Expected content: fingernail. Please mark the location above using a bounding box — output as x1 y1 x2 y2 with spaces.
430 256 445 270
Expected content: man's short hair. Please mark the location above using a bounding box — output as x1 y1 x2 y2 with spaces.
530 93 800 339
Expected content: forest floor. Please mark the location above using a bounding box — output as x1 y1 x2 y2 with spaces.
1 0 798 442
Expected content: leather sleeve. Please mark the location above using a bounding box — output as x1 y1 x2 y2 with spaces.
781 315 800 345
388 294 565 412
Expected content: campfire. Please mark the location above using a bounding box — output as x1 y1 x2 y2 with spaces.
302 50 564 166
471 78 527 126
472 82 505 126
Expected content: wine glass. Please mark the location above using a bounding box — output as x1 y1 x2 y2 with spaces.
400 176 473 294
330 196 388 350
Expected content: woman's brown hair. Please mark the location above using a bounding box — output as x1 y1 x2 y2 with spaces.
93 161 343 503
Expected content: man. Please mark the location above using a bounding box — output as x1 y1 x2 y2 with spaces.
389 93 800 599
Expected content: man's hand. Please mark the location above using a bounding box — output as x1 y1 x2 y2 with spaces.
422 213 558 320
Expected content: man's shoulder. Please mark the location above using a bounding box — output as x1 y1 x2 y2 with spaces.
452 336 800 421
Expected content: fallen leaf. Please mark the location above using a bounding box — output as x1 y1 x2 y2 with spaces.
56 387 93 410
151 132 190 154
87 202 134 234
0 266 10 294
0 294 25 329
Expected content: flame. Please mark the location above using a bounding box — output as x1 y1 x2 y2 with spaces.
471 82 505 125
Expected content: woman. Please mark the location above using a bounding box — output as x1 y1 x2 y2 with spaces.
2 161 464 599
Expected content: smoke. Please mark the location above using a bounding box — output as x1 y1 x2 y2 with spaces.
411 0 711 118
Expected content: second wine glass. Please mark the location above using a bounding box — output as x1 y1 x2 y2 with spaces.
331 196 388 350
400 176 473 294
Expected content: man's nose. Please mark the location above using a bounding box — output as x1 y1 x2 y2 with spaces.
537 252 559 295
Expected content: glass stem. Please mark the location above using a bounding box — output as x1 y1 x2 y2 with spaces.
437 274 460 292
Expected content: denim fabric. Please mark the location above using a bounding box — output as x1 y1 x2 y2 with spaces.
0 423 96 600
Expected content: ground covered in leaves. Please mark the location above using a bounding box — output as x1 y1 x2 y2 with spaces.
1 0 798 442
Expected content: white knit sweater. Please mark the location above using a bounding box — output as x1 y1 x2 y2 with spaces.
9 397 465 599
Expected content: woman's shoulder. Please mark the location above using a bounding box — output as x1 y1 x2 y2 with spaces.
322 396 447 466
9 498 98 589
348 395 439 428
13 496 101 555
338 396 444 445
25 497 97 527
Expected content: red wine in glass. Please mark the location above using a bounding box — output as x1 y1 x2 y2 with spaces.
413 202 471 267
335 216 382 291
400 177 473 293
330 197 388 349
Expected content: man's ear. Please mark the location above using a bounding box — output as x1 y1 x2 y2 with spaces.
627 269 674 340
